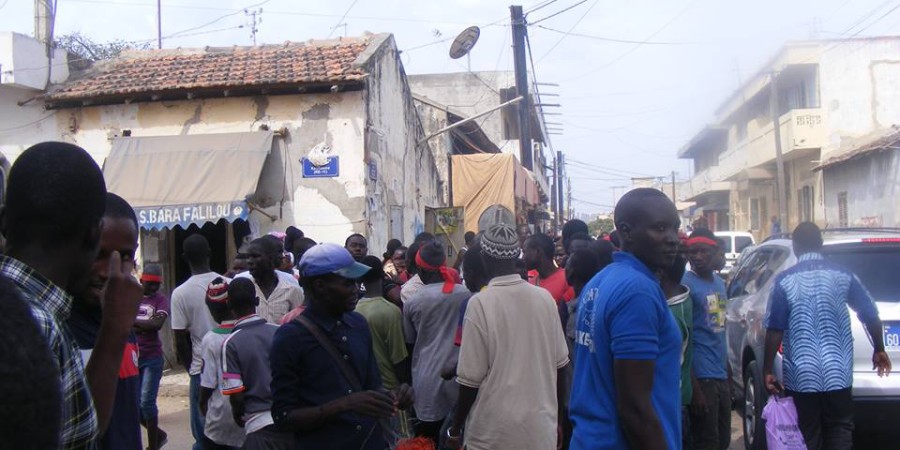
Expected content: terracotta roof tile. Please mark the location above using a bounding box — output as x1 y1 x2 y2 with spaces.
48 37 373 102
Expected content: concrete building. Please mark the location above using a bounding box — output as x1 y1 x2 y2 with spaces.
0 31 70 194
1 32 442 285
679 37 900 239
409 71 552 231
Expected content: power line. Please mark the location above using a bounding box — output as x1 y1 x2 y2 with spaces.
164 0 269 40
536 24 704 45
525 0 560 14
562 0 701 81
528 0 588 25
536 0 599 63
327 0 361 39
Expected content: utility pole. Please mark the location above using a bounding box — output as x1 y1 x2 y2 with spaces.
557 151 565 224
671 171 677 203
550 154 558 232
510 5 533 171
156 0 162 49
245 8 263 46
34 0 52 46
567 178 573 221
769 71 788 231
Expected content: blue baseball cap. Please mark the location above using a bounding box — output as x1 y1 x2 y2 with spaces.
299 243 371 279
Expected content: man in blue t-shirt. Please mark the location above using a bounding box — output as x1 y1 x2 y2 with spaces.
683 229 730 450
570 188 682 450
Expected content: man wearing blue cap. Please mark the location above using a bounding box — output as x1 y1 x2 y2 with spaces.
270 243 413 450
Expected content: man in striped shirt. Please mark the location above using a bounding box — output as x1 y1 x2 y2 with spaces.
764 222 892 449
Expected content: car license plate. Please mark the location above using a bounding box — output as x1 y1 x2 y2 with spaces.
884 322 900 350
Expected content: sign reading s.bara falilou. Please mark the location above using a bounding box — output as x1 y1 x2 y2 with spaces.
136 202 248 230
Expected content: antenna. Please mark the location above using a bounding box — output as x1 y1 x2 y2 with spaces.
449 26 481 71
245 8 262 45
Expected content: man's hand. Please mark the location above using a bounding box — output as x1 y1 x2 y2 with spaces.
690 383 708 416
446 426 462 450
341 390 394 418
765 373 783 395
874 351 892 377
557 424 564 450
392 384 414 411
101 252 143 332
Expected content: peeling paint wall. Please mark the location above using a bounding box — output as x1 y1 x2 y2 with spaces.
13 91 369 246
362 36 443 254
823 149 900 228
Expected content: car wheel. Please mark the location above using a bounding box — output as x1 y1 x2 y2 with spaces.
743 361 767 450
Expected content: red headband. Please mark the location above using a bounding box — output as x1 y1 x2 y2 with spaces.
415 251 456 294
141 274 162 283
686 237 718 248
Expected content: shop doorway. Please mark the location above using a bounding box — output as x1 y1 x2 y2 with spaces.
172 220 230 286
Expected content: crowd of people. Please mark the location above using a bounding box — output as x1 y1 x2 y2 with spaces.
0 140 892 450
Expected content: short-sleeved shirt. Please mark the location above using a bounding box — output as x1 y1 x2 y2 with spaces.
569 252 682 450
222 315 279 434
667 288 694 406
136 292 170 361
199 321 246 448
355 296 408 390
683 271 728 380
0 256 99 449
528 268 575 304
400 274 425 303
171 272 223 375
403 283 469 421
270 308 386 450
67 303 142 450
457 274 569 449
235 271 303 324
765 252 880 392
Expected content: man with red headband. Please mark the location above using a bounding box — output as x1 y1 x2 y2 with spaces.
135 263 170 448
402 241 470 445
683 228 730 450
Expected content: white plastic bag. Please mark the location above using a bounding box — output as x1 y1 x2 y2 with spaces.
761 395 808 450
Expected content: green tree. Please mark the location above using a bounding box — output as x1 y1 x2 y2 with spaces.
55 32 150 63
588 217 615 236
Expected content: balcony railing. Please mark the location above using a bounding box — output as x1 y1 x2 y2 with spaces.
718 108 824 180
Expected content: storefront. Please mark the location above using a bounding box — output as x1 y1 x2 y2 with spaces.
103 131 278 291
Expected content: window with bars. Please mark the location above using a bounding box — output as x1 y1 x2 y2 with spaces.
838 192 848 227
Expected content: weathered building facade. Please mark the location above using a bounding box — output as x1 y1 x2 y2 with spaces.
679 37 900 239
1 33 442 285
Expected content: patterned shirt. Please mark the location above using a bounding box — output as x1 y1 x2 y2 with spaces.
765 252 881 392
0 256 98 449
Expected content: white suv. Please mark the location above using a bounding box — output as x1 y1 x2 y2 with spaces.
715 231 756 275
725 229 900 449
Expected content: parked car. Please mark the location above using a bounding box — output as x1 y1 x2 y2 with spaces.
715 231 756 275
725 228 900 449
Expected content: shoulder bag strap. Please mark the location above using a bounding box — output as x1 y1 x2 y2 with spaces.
295 315 364 392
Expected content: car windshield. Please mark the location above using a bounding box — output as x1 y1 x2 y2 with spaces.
719 237 733 254
736 236 754 253
824 246 900 303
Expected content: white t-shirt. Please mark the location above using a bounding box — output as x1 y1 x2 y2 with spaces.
400 274 425 304
199 324 246 448
171 272 224 375
457 274 570 450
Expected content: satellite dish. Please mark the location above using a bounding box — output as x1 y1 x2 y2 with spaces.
449 26 480 60
478 204 515 233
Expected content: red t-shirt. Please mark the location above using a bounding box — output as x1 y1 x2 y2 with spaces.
527 268 575 303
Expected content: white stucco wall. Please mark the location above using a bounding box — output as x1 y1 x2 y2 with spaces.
0 32 69 89
819 38 900 159
363 36 443 254
9 92 369 246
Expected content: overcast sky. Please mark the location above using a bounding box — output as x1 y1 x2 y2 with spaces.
1 0 897 214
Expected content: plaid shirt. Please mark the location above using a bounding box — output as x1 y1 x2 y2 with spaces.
0 256 98 449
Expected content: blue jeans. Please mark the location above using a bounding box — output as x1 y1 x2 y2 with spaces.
190 374 205 450
139 356 164 420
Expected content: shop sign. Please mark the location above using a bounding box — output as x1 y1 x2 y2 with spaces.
136 202 248 230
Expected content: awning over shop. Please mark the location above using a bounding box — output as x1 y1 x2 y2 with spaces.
104 131 274 230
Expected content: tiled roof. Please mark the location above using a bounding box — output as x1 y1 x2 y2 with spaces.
47 36 374 104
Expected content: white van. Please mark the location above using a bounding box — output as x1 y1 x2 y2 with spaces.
714 231 756 275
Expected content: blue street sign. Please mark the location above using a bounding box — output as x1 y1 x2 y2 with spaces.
302 156 340 178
